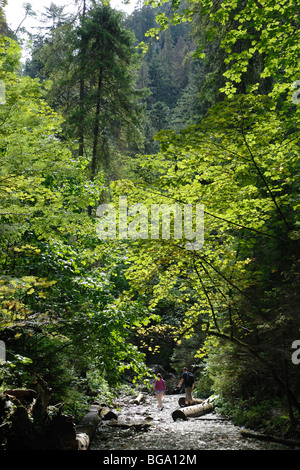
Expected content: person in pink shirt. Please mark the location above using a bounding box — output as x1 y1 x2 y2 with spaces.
154 373 166 410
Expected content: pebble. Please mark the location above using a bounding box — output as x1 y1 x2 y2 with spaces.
89 393 291 451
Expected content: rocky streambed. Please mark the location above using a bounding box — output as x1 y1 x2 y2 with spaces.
89 393 292 451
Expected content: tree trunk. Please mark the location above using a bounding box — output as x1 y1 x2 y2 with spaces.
76 402 101 450
100 407 118 421
78 0 87 159
4 389 36 403
178 397 203 407
31 374 51 425
107 421 151 432
133 393 145 405
172 399 214 421
91 67 103 181
88 66 103 216
241 430 300 449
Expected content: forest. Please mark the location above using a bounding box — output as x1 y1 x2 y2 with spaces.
0 0 300 450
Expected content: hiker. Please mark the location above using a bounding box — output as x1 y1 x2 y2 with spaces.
154 373 166 410
177 367 195 405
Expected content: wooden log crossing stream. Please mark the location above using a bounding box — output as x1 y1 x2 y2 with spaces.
88 393 295 452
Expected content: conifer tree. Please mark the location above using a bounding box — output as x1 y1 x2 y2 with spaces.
26 2 144 184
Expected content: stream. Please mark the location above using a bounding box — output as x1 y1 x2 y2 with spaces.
89 393 291 452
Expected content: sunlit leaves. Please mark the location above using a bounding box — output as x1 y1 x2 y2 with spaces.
0 36 152 390
116 90 300 350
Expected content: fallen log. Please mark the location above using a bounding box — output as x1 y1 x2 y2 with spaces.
4 389 37 403
241 430 300 449
76 402 101 450
100 407 118 421
107 421 151 432
2 378 78 450
48 412 78 450
133 393 144 405
172 399 214 421
178 397 203 407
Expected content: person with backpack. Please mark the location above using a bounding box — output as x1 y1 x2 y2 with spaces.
176 367 195 406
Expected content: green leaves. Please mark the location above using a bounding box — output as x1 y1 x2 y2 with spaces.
117 89 299 356
0 38 79 241
0 35 152 396
32 3 144 180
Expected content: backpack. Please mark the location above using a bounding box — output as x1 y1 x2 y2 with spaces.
185 371 194 386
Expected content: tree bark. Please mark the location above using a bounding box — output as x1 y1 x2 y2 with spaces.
100 407 118 420
4 389 36 403
241 430 300 449
78 0 86 159
76 402 101 450
172 399 214 421
32 374 51 425
91 67 103 181
133 393 145 405
107 421 151 432
178 397 203 407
